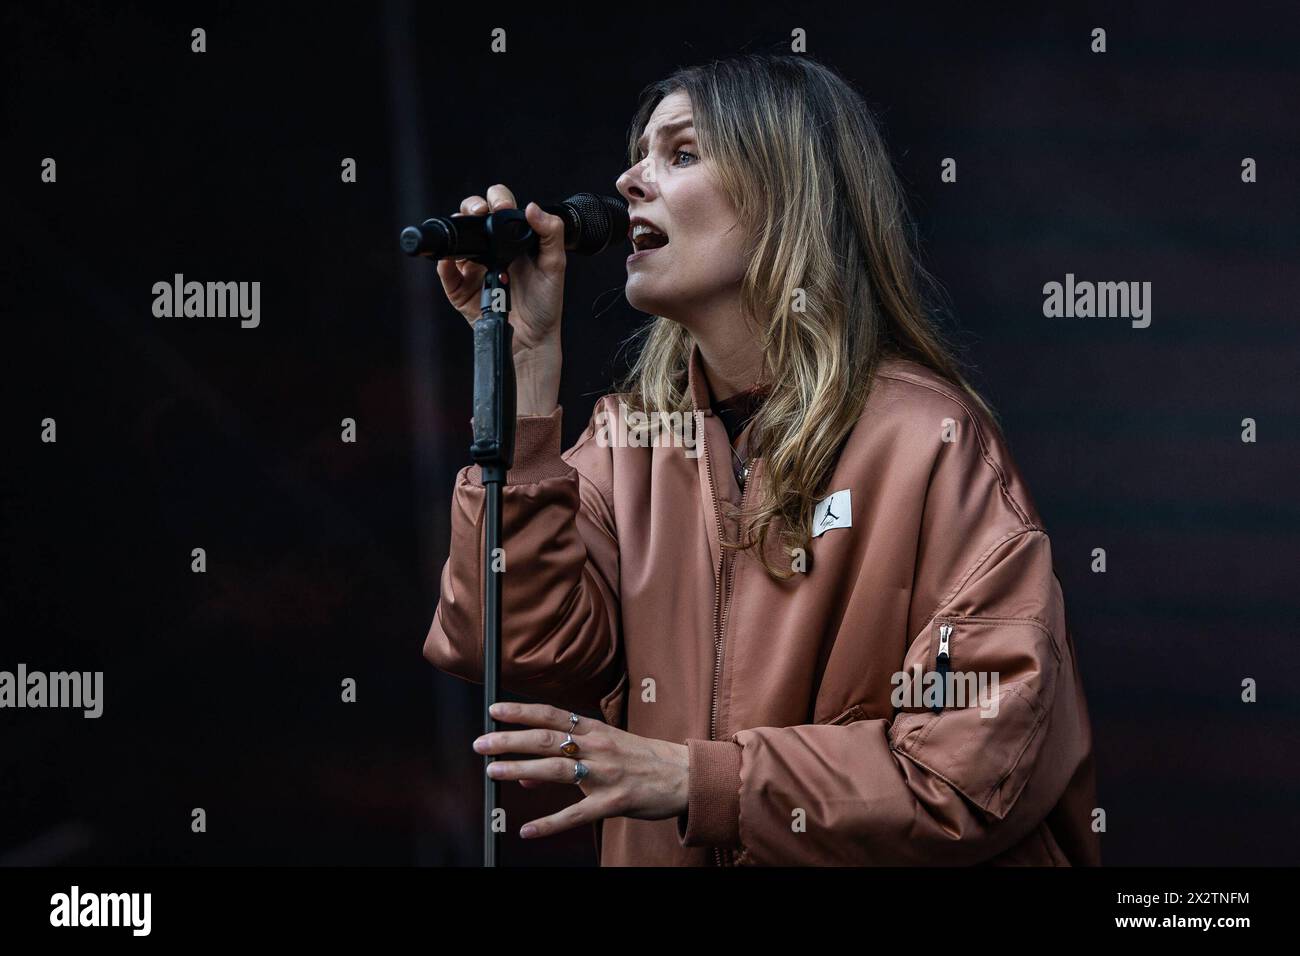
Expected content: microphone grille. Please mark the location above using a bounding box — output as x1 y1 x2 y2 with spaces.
564 192 629 255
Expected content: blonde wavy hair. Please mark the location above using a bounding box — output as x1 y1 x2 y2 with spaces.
615 53 998 581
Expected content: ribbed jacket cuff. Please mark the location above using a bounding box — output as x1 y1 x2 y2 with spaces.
464 406 572 486
676 738 743 849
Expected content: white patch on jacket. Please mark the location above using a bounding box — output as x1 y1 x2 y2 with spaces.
812 489 852 538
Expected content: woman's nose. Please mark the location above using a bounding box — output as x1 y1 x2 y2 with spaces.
616 158 658 202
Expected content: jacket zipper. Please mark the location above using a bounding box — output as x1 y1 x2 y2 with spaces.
697 409 748 867
932 622 953 714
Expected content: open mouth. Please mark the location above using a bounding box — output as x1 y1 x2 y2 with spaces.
630 223 670 252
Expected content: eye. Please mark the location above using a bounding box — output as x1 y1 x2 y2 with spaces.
630 145 697 168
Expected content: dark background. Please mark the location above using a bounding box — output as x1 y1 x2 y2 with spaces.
2 1 1297 866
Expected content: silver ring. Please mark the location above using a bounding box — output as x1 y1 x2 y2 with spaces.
572 760 589 784
567 712 579 732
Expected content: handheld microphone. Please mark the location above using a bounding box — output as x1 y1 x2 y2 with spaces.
399 192 629 262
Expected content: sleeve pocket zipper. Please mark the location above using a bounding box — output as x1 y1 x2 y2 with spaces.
931 622 953 714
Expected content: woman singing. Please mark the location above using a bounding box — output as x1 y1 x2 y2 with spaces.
424 53 1100 866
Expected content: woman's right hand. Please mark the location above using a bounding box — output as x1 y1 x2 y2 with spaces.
437 184 565 415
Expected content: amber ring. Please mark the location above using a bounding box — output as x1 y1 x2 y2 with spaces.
559 712 580 756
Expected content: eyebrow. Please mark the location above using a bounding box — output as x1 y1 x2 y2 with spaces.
636 117 695 157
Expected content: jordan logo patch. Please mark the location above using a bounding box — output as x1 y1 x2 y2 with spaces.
812 489 852 538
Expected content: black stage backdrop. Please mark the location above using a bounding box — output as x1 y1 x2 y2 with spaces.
2 0 1298 866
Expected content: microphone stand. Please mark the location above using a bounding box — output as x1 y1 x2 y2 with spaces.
472 263 515 869
466 210 541 868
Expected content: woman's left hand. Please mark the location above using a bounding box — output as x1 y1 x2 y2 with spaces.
474 701 690 839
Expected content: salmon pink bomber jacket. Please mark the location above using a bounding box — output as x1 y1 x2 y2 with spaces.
424 342 1101 866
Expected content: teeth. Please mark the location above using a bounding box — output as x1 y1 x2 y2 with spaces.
632 223 666 240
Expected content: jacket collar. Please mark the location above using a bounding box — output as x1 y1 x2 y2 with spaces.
686 339 713 415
